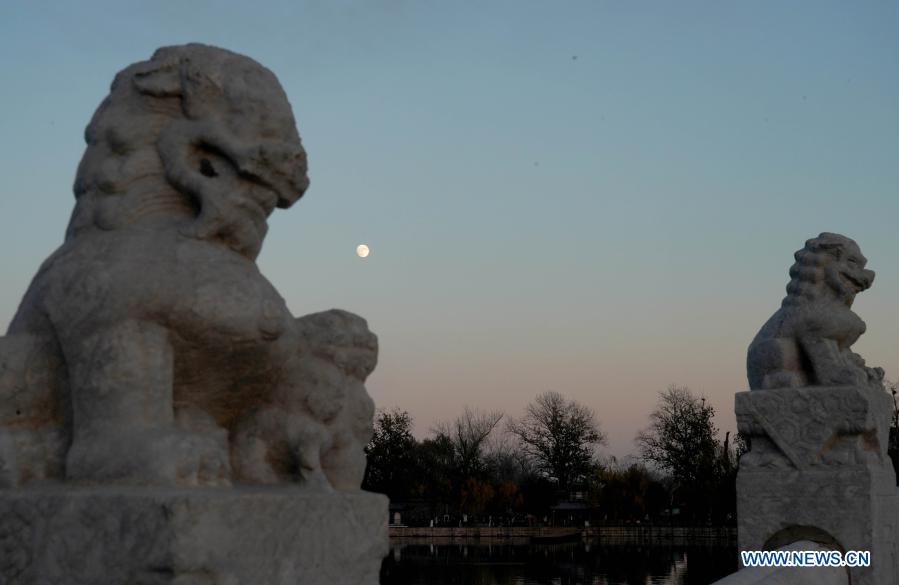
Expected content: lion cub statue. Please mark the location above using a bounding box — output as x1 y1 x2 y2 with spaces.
0 44 375 490
747 232 884 391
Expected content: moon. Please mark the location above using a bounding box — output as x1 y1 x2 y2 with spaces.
356 244 370 258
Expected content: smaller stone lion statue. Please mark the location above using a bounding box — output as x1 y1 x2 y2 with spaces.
747 232 884 390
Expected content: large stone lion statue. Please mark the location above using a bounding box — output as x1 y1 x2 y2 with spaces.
0 44 376 490
747 232 884 390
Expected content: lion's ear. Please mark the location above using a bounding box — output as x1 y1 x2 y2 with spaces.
132 61 183 98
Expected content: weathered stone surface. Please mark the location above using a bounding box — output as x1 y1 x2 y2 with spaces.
747 233 883 391
0 43 376 491
0 487 388 585
734 386 894 584
0 43 387 584
736 385 890 469
735 389 896 585
736 464 893 582
731 234 896 585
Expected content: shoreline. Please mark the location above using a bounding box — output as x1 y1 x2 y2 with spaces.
389 525 737 546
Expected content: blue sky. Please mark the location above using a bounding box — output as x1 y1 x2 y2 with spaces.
1 1 897 458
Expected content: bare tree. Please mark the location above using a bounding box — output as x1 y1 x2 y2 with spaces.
435 406 504 478
635 384 719 485
508 391 605 490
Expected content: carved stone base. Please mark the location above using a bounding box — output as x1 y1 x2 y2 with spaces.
736 385 897 585
0 486 388 585
738 466 895 585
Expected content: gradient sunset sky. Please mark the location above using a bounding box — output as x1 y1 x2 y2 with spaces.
1 1 897 459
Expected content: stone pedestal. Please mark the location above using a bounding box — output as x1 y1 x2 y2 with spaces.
735 385 897 585
0 487 388 585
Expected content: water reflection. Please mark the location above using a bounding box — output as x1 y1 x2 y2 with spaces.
381 541 736 585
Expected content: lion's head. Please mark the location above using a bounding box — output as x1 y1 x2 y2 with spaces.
783 232 874 308
68 44 309 260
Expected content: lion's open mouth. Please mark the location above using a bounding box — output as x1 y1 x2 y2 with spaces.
841 271 868 292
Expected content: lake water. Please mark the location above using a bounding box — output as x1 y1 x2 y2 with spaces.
381 541 738 585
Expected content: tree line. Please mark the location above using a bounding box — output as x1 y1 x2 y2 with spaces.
362 386 742 527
